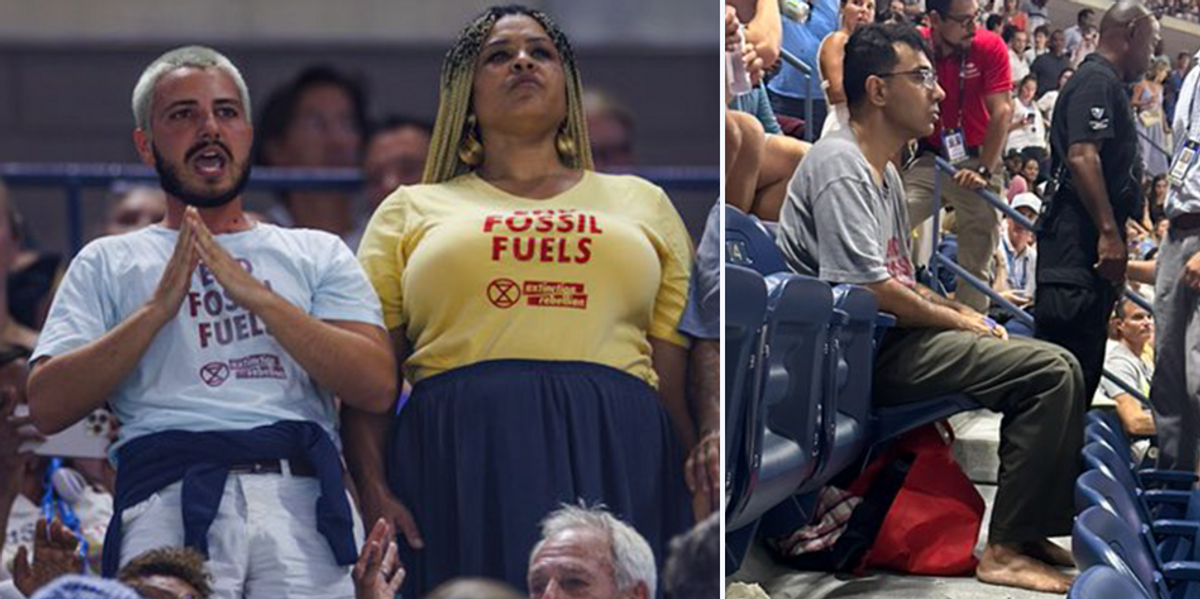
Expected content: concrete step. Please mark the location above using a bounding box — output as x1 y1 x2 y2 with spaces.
949 410 1002 485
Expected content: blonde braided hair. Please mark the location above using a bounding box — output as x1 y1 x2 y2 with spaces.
423 4 593 184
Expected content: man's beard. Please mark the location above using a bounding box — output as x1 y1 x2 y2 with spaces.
152 144 251 209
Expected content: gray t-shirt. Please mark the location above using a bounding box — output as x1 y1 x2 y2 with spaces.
776 127 915 287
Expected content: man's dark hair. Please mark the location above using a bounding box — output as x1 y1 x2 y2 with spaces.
118 547 213 599
253 65 369 166
1179 51 1192 61
367 114 434 146
986 14 1004 31
1078 8 1095 24
925 0 953 18
1002 24 1022 43
1034 24 1050 38
663 514 719 599
844 23 932 108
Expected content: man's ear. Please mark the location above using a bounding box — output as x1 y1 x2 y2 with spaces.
621 582 649 599
133 129 154 167
866 75 888 109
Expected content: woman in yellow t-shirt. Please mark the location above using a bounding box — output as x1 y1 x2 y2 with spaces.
346 5 696 595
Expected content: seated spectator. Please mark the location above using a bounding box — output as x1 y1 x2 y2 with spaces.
255 65 369 249
26 575 140 599
527 505 656 599
102 185 166 238
1095 298 1156 450
663 514 718 599
1 350 112 590
817 0 877 137
1070 25 1099 68
1035 66 1073 126
775 23 1083 592
997 193 1040 307
1004 26 1031 85
1000 0 1027 31
582 89 636 172
360 116 432 211
1030 30 1069 97
117 547 212 599
1006 76 1047 160
678 205 720 521
1063 8 1096 56
986 13 1005 36
0 185 38 352
726 5 810 220
1028 24 1049 61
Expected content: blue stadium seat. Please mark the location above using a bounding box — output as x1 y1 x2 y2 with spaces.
726 273 832 531
724 264 768 528
1072 505 1200 599
724 205 789 276
1076 469 1199 567
1081 441 1196 524
1069 566 1152 599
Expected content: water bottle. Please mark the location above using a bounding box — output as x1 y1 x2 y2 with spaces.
726 23 753 97
780 0 811 22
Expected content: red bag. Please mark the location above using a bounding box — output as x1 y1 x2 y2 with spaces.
846 421 984 576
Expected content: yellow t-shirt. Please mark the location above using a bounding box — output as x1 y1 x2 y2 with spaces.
357 170 693 387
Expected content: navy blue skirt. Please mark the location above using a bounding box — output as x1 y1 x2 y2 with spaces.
388 359 692 596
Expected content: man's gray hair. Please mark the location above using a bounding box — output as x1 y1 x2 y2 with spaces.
131 45 251 133
531 504 657 599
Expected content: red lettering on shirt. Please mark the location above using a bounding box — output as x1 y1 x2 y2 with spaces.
485 209 602 264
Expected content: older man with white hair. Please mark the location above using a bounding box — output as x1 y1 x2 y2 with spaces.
527 505 656 599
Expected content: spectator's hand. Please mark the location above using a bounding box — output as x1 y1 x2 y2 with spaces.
725 5 740 51
147 207 199 321
953 169 988 191
741 42 765 87
962 313 1007 340
1182 251 1200 290
354 518 406 599
0 386 42 500
685 429 720 521
360 487 424 551
13 519 83 597
186 208 273 312
1096 231 1129 285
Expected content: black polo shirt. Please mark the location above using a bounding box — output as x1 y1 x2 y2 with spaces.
1039 53 1142 287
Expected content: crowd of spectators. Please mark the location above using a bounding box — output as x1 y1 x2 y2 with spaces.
0 4 719 599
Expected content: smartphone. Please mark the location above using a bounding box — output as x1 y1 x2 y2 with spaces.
1024 113 1035 124
13 404 113 459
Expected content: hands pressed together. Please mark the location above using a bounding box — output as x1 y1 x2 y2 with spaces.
149 207 272 323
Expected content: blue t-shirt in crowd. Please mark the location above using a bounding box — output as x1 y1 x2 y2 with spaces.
32 223 384 462
767 0 840 100
679 202 719 340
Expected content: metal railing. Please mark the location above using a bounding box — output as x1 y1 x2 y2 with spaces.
929 156 1154 406
0 163 719 255
778 48 816 142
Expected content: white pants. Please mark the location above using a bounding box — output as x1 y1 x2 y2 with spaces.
119 472 363 599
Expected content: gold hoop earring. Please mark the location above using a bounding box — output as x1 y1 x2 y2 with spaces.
459 114 484 167
555 124 577 164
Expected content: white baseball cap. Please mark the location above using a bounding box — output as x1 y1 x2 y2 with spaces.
1011 192 1043 215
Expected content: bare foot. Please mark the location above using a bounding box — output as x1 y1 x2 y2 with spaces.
977 543 1074 594
1023 539 1075 568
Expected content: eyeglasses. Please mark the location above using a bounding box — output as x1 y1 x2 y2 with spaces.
943 10 982 25
876 69 939 89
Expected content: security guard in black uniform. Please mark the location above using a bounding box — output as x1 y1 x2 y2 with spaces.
1035 0 1160 403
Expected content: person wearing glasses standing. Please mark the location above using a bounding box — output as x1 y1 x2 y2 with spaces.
776 23 1084 594
903 0 1012 314
1036 2 1160 412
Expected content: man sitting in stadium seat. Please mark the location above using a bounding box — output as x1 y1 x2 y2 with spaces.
527 505 656 599
775 23 1084 593
26 46 396 599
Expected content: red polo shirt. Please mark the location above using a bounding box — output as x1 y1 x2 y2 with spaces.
920 28 1012 149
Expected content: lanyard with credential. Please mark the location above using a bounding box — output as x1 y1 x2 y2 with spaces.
1169 70 1200 187
956 53 967 130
